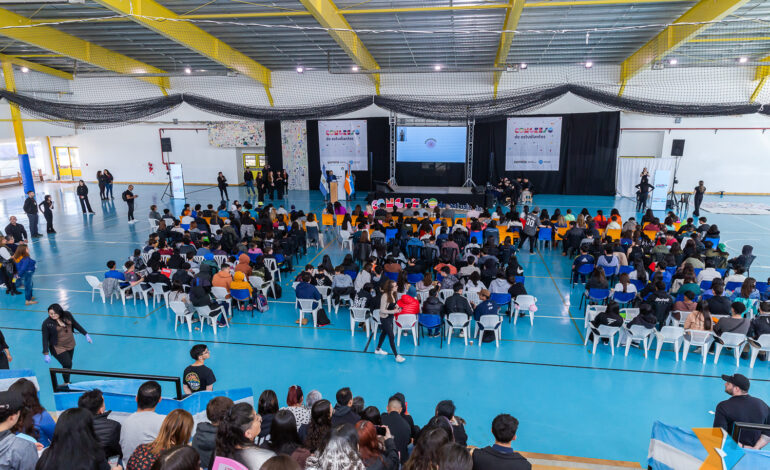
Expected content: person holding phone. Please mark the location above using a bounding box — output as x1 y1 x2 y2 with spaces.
122 185 138 223
375 280 405 363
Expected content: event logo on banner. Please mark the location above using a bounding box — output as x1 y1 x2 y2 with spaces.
505 117 562 171
318 120 368 170
650 169 671 211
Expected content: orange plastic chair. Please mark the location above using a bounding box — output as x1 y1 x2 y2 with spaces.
321 214 334 226
605 229 621 241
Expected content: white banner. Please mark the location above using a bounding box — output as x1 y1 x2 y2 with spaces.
651 169 671 211
318 120 368 170
505 117 562 171
169 163 185 199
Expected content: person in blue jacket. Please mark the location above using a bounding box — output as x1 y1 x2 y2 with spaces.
295 272 330 326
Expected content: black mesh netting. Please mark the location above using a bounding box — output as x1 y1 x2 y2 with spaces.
0 87 767 127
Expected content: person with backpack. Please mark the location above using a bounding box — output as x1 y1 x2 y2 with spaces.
122 185 138 223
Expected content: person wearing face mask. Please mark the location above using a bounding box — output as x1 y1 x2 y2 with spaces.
213 403 275 469
41 303 92 389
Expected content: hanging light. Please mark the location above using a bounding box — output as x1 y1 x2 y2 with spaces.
351 66 359 72
520 63 528 70
184 67 192 74
584 61 593 68
739 57 749 64
668 58 678 65
20 66 29 73
434 64 442 71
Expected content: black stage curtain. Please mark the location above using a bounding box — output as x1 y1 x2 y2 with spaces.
264 120 282 171
307 121 321 191
472 111 619 195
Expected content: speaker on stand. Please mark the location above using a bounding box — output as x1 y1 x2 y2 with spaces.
668 139 685 211
160 137 173 200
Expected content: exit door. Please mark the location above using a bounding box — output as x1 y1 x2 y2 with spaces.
54 147 82 181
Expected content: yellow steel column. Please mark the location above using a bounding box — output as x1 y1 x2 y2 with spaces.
2 61 34 193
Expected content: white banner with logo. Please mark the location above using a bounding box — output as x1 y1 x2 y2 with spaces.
169 163 185 199
505 117 562 171
318 120 368 170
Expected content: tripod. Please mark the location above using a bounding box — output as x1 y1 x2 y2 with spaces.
161 171 172 201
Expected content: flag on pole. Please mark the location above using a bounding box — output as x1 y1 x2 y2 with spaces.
319 164 329 198
344 170 352 196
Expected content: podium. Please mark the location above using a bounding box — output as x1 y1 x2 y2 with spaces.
330 181 339 203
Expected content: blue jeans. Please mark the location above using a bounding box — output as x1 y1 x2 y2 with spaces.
245 180 255 195
27 212 39 236
21 271 33 300
106 183 113 199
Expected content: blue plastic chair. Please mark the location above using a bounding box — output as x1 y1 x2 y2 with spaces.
725 281 742 292
490 293 512 316
385 228 398 244
537 227 553 250
344 270 358 282
515 276 525 285
665 267 676 276
469 231 483 244
674 293 684 302
699 280 712 291
619 265 635 275
407 273 424 284
581 288 610 309
705 237 720 247
630 279 646 292
701 292 714 300
230 288 252 315
693 268 702 277
418 313 442 342
407 244 423 259
572 263 595 286
613 291 635 306
385 271 399 282
716 269 727 277
602 266 617 278
757 282 769 294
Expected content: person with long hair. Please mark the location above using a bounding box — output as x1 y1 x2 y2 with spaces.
103 169 114 199
36 407 120 470
280 385 311 430
267 410 310 468
305 423 365 470
356 420 399 470
217 172 229 200
96 170 106 200
8 378 55 446
263 455 302 470
403 427 450 470
38 195 55 234
258 389 279 439
267 171 276 200
14 245 37 305
375 280 404 363
684 300 713 332
0 237 20 296
149 446 199 470
41 303 92 387
303 399 332 453
215 402 275 469
77 180 95 214
275 170 285 200
126 409 194 470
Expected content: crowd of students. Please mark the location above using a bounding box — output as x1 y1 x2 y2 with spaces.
0 380 531 470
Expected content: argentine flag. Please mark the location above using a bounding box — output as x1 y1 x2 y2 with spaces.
319 164 329 198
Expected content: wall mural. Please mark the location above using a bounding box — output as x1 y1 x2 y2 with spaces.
281 120 309 190
208 121 266 147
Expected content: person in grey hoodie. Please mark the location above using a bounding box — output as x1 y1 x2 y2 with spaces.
0 390 38 470
192 396 234 469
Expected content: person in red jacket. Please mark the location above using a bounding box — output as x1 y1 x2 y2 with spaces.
395 294 419 321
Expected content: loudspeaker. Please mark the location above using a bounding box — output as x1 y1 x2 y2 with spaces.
160 137 172 152
671 139 685 157
373 180 394 193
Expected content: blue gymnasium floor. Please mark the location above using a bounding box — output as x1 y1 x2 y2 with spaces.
2 182 770 465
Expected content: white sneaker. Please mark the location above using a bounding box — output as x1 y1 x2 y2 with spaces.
395 355 406 363
374 348 387 355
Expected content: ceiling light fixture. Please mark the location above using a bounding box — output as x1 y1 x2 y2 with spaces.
184 67 191 74
352 66 359 72
434 64 442 71
668 58 678 65
296 66 304 73
584 61 593 68
20 66 28 73
739 56 748 64
520 63 527 70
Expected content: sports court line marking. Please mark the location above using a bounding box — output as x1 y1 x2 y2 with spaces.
34 271 104 277
1 305 162 319
535 249 585 342
0 325 761 382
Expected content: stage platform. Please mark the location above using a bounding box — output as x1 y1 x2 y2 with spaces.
369 185 487 206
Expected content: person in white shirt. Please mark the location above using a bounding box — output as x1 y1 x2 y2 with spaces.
120 381 166 460
725 267 747 286
611 273 637 295
466 207 481 219
488 272 510 294
459 256 480 278
696 259 722 284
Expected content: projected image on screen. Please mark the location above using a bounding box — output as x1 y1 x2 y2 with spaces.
396 126 467 163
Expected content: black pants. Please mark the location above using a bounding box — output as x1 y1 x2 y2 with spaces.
377 315 398 355
268 186 275 200
636 193 648 212
127 201 135 221
43 212 54 233
257 189 264 202
2 268 18 294
694 195 703 216
52 348 74 383
277 185 284 200
219 187 229 200
79 196 93 213
518 233 536 253
99 184 106 199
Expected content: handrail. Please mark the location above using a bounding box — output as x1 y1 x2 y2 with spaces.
731 421 770 444
49 368 183 400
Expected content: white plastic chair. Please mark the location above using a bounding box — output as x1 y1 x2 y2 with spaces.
591 325 620 355
714 332 747 366
264 258 281 282
621 308 640 324
316 285 333 312
85 276 106 303
249 275 275 299
369 310 381 337
195 304 227 334
150 283 170 309
129 284 151 307
464 290 480 307
211 287 232 316
667 310 691 327
395 314 418 346
140 252 153 265
655 326 685 360
297 299 320 327
334 293 352 314
340 230 353 251
618 325 654 357
583 305 607 345
445 313 471 345
438 289 454 303
415 290 430 305
513 295 537 326
148 218 159 230
170 301 195 332
350 308 371 337
193 255 204 265
214 255 227 267
476 315 503 347
160 254 171 264
682 330 714 363
749 334 770 368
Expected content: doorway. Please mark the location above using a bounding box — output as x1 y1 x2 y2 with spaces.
54 146 82 181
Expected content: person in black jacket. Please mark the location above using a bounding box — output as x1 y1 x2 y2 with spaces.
78 389 122 460
560 222 585 257
23 191 41 238
589 301 624 343
76 180 95 214
244 168 256 197
472 413 531 470
629 303 657 329
217 172 229 200
749 302 770 339
38 195 55 234
707 279 733 317
331 387 361 427
41 303 92 387
4 216 27 243
0 329 12 369
443 282 474 317
380 397 412 464
644 280 674 328
435 400 468 446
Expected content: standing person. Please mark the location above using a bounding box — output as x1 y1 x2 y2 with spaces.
14 245 37 305
281 169 289 196
518 208 540 254
243 168 256 197
97 170 107 200
77 180 95 214
274 171 285 200
255 171 266 203
635 179 654 213
104 169 115 199
182 344 216 395
216 172 228 200
267 171 276 200
41 303 92 388
36 407 120 470
1 237 21 296
0 329 11 369
375 280 405 363
0 390 39 470
122 185 138 224
23 191 41 238
38 195 55 234
693 180 706 217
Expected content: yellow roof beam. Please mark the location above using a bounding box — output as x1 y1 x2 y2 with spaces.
492 0 526 98
751 56 770 102
690 36 770 43
0 53 72 80
299 0 380 93
619 0 750 91
0 7 168 89
93 0 271 91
